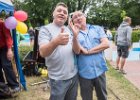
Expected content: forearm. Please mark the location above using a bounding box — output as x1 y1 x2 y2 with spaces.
72 37 81 54
39 39 58 57
127 34 132 46
8 48 12 51
7 48 13 60
88 42 109 54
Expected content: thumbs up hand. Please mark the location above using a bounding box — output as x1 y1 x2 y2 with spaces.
54 27 69 45
61 27 64 33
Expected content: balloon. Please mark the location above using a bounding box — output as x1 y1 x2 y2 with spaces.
4 16 17 29
16 21 28 34
14 10 28 22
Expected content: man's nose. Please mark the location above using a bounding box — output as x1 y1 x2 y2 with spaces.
60 11 65 15
76 16 81 20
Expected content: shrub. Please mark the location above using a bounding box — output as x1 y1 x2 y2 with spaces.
111 30 140 42
132 31 140 42
18 46 32 63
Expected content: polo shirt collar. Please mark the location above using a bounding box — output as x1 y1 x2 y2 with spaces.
79 24 90 35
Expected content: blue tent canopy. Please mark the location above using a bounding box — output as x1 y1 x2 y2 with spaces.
0 0 27 90
0 0 14 14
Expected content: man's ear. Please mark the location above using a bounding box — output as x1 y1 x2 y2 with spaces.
52 11 55 19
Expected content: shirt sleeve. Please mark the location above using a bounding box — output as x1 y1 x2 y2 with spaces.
97 26 107 39
126 27 132 46
3 24 13 49
38 26 52 46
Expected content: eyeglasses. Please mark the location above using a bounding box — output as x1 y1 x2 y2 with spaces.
72 13 85 20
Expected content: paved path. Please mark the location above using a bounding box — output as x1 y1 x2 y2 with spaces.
110 61 140 89
108 43 140 90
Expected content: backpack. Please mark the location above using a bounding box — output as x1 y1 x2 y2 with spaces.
0 82 12 99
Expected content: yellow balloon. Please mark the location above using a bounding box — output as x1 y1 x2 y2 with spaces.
16 21 28 34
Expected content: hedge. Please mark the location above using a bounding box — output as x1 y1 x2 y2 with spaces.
19 46 32 63
111 30 140 42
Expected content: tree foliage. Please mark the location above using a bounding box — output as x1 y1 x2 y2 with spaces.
13 0 140 28
87 0 140 28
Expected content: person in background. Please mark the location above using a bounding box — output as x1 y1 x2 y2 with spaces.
104 27 113 61
0 18 20 93
38 2 78 100
28 27 35 46
106 28 112 41
116 17 132 74
69 10 109 100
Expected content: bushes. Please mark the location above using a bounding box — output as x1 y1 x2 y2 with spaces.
131 31 140 42
111 31 116 41
111 30 140 42
18 46 32 63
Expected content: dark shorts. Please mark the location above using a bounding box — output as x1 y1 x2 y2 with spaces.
117 45 129 58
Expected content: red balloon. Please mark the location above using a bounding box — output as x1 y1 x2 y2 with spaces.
14 10 28 22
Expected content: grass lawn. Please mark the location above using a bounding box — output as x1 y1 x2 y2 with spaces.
4 62 140 100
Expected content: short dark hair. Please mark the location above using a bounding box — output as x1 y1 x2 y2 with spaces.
54 2 68 11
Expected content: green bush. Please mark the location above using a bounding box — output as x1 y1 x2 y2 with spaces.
111 30 140 42
111 31 116 41
132 31 140 42
19 46 32 63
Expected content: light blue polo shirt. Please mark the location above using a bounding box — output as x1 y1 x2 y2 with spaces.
77 24 108 79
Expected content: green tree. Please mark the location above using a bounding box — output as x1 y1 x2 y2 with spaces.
13 0 140 28
13 0 93 27
87 0 140 28
88 0 122 28
120 10 126 19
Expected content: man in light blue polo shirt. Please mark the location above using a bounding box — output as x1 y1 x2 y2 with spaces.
69 11 109 100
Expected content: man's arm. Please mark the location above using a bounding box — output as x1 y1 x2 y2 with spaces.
126 27 132 47
4 24 13 49
39 27 69 57
80 38 109 55
72 36 81 54
69 20 81 54
4 24 13 60
88 37 109 54
39 38 59 57
81 26 110 55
